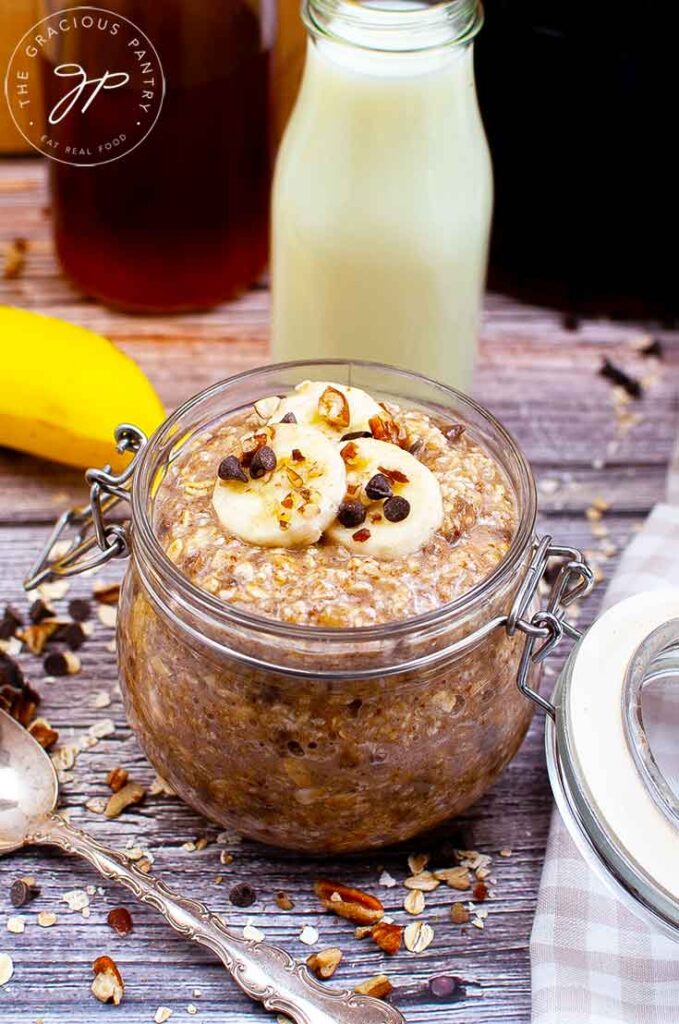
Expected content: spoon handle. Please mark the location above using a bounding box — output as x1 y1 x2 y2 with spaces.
30 813 404 1024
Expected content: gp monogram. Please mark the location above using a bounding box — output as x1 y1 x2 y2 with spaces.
3 6 165 167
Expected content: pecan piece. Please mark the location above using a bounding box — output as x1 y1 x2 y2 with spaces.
104 781 145 819
306 947 343 980
28 717 59 750
318 386 350 427
106 766 129 793
355 975 393 999
107 907 133 936
371 922 403 956
91 955 124 1005
314 880 384 925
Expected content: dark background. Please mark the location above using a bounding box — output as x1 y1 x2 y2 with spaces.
476 0 677 320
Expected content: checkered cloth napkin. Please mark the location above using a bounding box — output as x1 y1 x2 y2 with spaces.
531 502 679 1024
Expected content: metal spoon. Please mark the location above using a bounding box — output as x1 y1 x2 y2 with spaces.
0 710 404 1024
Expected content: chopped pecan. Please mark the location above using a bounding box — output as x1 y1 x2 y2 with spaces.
107 907 133 936
314 880 384 925
369 414 400 445
106 766 129 793
371 922 403 956
92 582 121 606
378 465 409 484
306 947 343 980
17 621 58 655
354 975 393 999
318 386 350 427
104 781 145 819
451 902 470 925
275 890 294 911
91 955 124 1005
28 717 59 750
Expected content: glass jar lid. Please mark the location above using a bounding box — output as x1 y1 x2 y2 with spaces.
548 590 679 939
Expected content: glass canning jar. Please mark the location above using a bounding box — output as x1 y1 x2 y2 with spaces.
26 361 593 853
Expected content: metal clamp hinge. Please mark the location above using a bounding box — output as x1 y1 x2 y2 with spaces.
24 424 147 591
508 536 595 718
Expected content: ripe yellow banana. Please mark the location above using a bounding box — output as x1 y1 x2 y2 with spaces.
0 305 165 471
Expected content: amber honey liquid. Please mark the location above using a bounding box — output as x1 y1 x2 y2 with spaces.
43 1 272 312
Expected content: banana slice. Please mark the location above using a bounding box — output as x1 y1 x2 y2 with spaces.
267 380 384 440
325 438 443 559
212 423 346 548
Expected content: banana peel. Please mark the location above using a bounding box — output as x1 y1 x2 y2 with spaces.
0 305 165 471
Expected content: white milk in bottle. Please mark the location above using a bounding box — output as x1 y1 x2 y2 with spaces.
272 0 492 389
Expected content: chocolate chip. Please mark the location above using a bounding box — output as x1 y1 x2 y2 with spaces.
68 598 91 622
10 878 40 908
52 622 86 650
562 312 580 332
280 412 297 423
43 651 79 677
0 653 24 688
340 430 372 441
218 455 248 483
229 883 257 908
337 501 367 529
383 496 411 522
640 337 663 359
0 605 22 640
365 473 392 501
599 358 642 399
249 445 277 479
29 598 55 624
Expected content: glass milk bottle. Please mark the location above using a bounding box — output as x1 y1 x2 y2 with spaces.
272 0 492 390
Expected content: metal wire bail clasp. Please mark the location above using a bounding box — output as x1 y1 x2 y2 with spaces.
508 536 595 719
24 424 147 591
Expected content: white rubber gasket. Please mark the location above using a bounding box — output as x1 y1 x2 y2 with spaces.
569 589 679 900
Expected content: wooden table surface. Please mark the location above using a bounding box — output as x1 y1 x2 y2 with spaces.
1 158 677 1024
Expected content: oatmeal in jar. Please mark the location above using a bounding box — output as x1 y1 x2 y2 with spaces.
153 380 517 627
118 368 537 852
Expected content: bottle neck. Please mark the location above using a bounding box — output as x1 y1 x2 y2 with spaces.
303 0 483 54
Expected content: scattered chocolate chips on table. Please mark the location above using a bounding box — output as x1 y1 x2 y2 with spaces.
67 598 92 622
639 337 663 359
10 878 40 908
43 650 80 677
28 598 55 624
0 605 22 640
599 357 643 399
229 882 257 908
